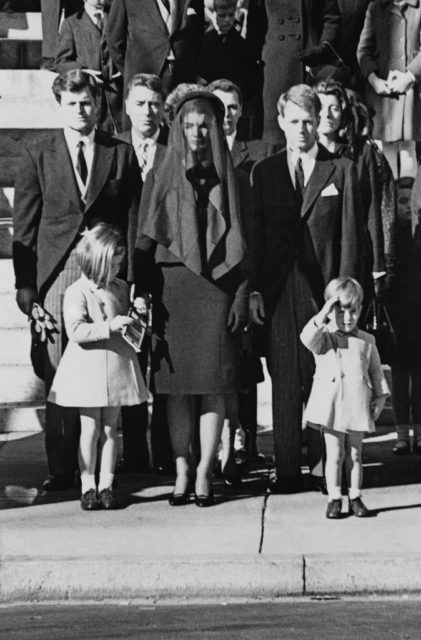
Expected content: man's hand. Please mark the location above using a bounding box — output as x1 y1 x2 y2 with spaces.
133 295 149 319
16 287 37 316
388 70 415 95
368 73 393 96
314 296 339 327
110 315 134 333
249 292 265 325
227 297 247 333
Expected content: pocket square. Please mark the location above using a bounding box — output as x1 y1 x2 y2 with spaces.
321 183 339 197
187 7 197 15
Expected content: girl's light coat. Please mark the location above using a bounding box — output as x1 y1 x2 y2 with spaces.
300 318 390 433
49 275 148 408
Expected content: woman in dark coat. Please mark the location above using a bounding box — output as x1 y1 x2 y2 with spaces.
134 92 249 506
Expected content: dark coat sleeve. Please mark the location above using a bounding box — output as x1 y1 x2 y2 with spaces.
319 0 341 45
12 146 43 291
106 0 127 74
358 144 386 273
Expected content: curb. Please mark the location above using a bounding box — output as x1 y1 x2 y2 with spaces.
2 553 421 603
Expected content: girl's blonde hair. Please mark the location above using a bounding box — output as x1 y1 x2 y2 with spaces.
324 276 363 307
77 223 125 288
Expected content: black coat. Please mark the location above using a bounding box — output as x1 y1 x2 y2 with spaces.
246 0 341 145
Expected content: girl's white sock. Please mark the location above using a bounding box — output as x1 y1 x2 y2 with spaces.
98 472 114 492
328 486 342 500
81 473 96 495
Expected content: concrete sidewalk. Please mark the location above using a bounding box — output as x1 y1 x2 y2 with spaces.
1 427 421 602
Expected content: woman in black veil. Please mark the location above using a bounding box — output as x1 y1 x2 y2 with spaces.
134 92 250 506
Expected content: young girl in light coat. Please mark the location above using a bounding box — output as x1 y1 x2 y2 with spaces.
49 224 148 511
300 277 389 519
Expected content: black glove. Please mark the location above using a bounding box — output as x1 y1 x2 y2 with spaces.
298 42 333 67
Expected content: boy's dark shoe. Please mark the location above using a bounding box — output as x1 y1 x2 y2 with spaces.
326 499 342 519
392 440 410 456
349 497 370 517
99 488 119 510
81 489 100 511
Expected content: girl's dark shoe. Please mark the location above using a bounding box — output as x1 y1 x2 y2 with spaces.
80 489 100 511
392 440 410 456
349 496 370 517
194 489 215 507
98 488 119 510
168 491 190 506
326 499 342 519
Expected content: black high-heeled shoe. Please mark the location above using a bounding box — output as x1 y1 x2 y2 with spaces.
194 489 214 508
168 491 190 506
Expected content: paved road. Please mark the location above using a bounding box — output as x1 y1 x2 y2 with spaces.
1 598 420 639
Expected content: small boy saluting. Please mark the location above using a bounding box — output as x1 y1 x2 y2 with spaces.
300 277 389 520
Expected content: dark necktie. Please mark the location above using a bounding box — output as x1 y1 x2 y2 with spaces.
95 11 104 32
161 0 170 12
295 156 305 205
76 140 88 186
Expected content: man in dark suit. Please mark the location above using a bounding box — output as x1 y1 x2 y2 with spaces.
106 0 205 97
55 0 123 134
250 84 364 493
115 73 173 474
41 0 83 68
246 0 341 147
13 70 140 491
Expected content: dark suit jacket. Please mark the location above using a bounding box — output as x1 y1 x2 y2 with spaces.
13 129 140 301
231 139 257 177
250 144 365 318
107 0 204 88
56 10 106 72
115 128 168 281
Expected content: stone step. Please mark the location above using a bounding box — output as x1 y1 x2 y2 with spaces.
0 11 41 39
0 131 58 187
0 216 12 258
0 289 28 331
0 327 32 364
0 406 44 432
0 258 15 291
0 97 61 128
0 69 57 98
0 38 42 68
0 364 45 406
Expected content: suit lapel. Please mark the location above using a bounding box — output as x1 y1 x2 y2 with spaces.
301 154 336 219
84 132 115 211
231 139 249 168
170 0 184 35
144 0 170 35
53 131 82 206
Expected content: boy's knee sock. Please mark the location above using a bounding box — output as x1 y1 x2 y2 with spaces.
98 472 114 492
81 473 96 495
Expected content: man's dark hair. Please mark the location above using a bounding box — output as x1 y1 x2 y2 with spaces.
125 73 166 102
52 69 99 104
277 83 321 118
207 78 243 107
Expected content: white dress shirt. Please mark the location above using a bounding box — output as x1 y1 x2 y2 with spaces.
131 128 160 180
63 127 95 201
84 3 104 27
287 143 318 189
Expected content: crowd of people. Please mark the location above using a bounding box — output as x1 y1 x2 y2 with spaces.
8 0 421 518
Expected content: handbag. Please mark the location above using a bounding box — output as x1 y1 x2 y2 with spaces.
362 298 398 365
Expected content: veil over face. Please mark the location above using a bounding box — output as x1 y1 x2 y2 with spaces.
139 91 247 283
